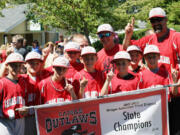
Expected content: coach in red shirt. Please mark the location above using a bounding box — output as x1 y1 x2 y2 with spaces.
95 24 123 74
123 7 180 74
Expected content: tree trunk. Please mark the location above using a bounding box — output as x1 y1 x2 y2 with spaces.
83 22 91 45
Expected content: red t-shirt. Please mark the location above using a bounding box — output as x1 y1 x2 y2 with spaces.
139 65 172 101
73 69 105 98
130 30 180 73
38 77 73 104
66 61 84 82
95 44 123 74
0 76 26 119
109 71 140 94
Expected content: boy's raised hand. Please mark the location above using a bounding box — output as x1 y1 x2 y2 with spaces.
80 75 88 88
65 79 74 93
107 68 114 82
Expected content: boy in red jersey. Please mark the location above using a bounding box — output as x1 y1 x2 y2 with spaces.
0 53 26 135
127 45 144 73
101 51 140 95
64 42 84 82
38 56 77 104
73 46 105 99
139 45 171 90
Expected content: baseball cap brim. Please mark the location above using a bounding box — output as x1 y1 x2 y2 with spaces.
111 58 130 63
81 52 97 56
65 49 80 52
25 58 43 62
53 65 69 68
144 52 160 55
97 31 114 34
7 61 24 64
149 15 166 19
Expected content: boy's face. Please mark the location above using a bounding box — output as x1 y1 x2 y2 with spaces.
129 51 142 65
65 51 80 62
81 54 97 69
26 59 42 74
114 59 130 74
144 53 160 69
8 62 23 76
53 66 67 79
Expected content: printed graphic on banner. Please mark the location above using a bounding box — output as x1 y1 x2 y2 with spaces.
36 103 101 135
100 95 162 135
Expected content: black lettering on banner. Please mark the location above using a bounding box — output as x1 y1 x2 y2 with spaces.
59 117 65 126
46 118 52 133
89 111 97 125
53 119 59 128
72 115 79 124
79 114 88 123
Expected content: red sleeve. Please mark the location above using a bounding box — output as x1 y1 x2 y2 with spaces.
130 35 153 51
37 80 45 104
0 80 3 103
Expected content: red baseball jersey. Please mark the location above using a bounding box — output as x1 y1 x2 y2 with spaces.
73 69 106 98
0 76 26 119
130 30 180 73
95 44 123 74
38 77 73 104
65 61 84 82
139 65 172 101
109 71 140 94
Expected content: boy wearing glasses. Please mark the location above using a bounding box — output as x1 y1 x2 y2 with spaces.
38 56 77 105
64 42 84 82
73 46 105 99
95 24 123 74
0 53 27 135
123 7 180 74
101 51 140 96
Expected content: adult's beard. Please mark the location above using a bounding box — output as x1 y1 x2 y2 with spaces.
153 24 163 33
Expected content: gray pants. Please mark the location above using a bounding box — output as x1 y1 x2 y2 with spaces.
24 116 37 135
0 118 25 135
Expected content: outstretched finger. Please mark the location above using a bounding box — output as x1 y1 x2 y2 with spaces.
131 17 135 27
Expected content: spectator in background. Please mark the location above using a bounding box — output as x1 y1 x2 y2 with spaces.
44 41 57 68
0 44 7 64
23 39 32 53
12 35 27 58
31 40 42 55
71 34 89 50
55 34 64 44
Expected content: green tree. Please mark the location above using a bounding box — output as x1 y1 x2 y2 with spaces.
23 0 119 44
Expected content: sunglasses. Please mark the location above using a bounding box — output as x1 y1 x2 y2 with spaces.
98 33 111 38
150 17 164 24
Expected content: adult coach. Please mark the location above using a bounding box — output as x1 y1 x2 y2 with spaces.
123 7 180 73
95 24 123 74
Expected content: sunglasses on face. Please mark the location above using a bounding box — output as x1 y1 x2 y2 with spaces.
98 33 112 38
150 17 164 24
